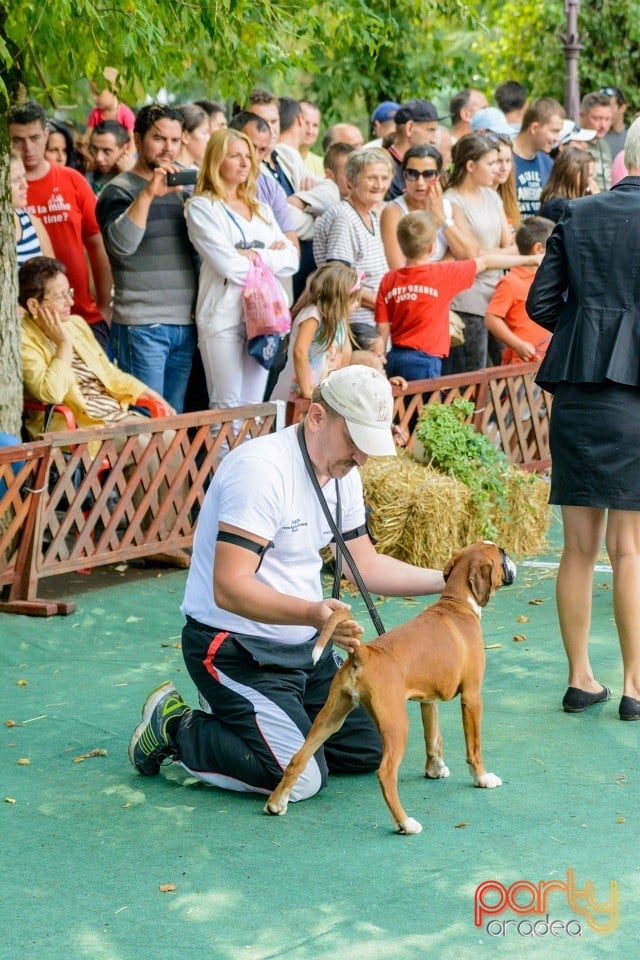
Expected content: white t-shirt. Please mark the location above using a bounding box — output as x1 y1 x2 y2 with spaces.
181 426 365 641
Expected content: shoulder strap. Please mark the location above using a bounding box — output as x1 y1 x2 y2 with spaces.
221 202 247 248
297 424 385 636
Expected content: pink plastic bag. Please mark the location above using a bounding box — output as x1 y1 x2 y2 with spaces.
242 258 291 338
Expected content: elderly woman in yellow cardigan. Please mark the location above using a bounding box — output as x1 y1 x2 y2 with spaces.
19 256 188 565
20 256 172 438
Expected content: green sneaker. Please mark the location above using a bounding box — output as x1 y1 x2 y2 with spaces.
129 681 189 776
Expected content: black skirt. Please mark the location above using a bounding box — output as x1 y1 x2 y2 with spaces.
549 381 640 509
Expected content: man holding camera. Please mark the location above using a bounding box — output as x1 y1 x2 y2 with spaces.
96 104 197 412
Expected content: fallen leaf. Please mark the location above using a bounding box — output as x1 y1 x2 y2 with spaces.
599 582 611 590
4 798 16 804
617 817 625 823
484 643 502 649
454 821 468 828
17 758 30 766
16 680 28 687
513 634 527 642
159 883 176 893
73 748 108 763
5 720 16 727
517 615 530 623
528 599 544 605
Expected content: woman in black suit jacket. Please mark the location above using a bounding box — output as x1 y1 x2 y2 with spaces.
527 120 640 722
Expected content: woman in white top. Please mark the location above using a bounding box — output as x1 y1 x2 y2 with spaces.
186 129 299 411
380 145 474 269
443 133 519 373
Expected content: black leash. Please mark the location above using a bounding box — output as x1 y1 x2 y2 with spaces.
297 424 385 636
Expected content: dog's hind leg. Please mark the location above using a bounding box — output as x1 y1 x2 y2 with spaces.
370 698 421 835
264 678 355 817
460 691 502 789
421 701 450 780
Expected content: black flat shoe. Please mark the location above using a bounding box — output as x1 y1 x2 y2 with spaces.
562 685 611 713
619 695 640 721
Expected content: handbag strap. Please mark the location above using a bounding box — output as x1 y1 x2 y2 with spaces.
221 202 248 248
296 423 385 637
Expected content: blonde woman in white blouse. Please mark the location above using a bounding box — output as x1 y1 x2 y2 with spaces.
186 129 298 411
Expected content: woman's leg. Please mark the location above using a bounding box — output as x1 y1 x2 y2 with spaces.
605 510 640 700
557 505 606 691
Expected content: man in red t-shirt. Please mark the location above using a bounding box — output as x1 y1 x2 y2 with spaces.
375 211 540 382
484 217 554 365
9 100 113 352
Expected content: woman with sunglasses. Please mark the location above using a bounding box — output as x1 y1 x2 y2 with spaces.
380 145 475 270
442 133 520 373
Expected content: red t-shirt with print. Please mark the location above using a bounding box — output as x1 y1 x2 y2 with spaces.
375 260 476 357
26 164 103 325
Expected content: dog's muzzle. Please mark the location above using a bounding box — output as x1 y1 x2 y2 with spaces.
500 548 516 586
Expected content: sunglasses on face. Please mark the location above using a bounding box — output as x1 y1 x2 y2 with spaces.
403 167 439 182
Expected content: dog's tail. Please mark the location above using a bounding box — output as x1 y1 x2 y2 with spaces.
311 608 353 665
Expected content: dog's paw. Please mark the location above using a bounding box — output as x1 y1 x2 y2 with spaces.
425 758 450 779
474 772 502 789
264 795 289 816
396 817 423 835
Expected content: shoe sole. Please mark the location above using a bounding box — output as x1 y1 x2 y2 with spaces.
128 680 177 773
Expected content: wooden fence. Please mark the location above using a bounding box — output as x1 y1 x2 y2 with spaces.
0 404 283 617
1 363 550 617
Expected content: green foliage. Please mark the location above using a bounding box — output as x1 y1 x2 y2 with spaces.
414 398 512 539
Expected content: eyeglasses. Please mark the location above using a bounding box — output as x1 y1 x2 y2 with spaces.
40 288 74 305
403 168 439 182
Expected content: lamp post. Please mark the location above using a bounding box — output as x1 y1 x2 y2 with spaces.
562 0 582 121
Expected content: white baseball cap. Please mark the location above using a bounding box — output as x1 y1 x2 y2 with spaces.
319 366 397 457
558 119 597 146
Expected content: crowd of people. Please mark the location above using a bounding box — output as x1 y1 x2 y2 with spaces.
9 77 632 426
7 73 640 808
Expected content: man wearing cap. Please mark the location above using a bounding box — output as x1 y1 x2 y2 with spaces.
365 100 400 148
385 99 444 200
129 366 444 802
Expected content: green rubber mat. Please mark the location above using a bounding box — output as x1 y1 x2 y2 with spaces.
2 509 637 959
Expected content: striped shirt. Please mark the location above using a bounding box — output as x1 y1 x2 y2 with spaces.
313 200 388 325
16 209 42 266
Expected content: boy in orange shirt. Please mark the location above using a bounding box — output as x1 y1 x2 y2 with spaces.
484 216 554 364
375 211 541 381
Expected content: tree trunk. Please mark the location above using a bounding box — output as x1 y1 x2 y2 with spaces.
0 121 21 438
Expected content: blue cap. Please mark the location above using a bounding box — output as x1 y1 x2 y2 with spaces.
470 107 512 137
372 101 400 123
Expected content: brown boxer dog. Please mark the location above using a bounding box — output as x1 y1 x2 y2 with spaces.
264 541 516 835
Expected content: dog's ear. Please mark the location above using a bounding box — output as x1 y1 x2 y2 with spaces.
468 558 494 607
443 550 461 582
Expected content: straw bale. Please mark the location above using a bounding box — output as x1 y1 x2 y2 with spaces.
360 451 549 568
